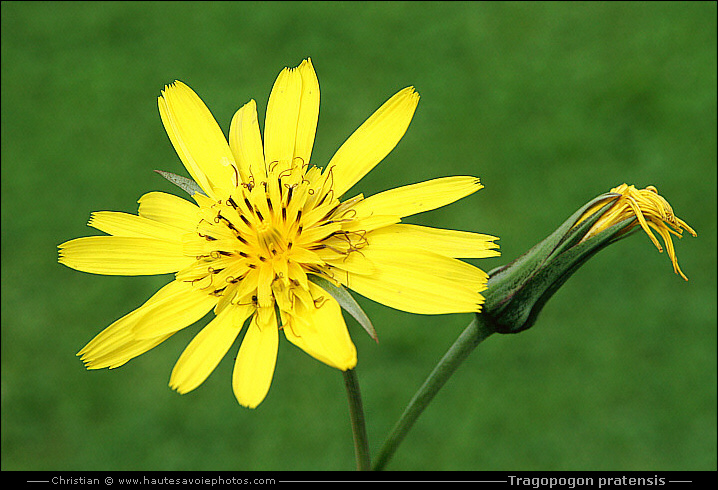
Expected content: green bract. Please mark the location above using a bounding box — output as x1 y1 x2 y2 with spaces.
483 192 633 334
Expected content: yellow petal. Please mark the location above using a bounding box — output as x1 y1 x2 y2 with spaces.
78 280 212 368
367 224 500 258
327 86 419 197
341 215 401 234
88 211 186 242
131 281 218 339
293 58 320 167
579 184 697 281
352 176 483 219
137 191 201 231
232 313 279 408
341 247 487 314
82 332 172 370
158 81 238 197
169 304 253 394
229 99 267 183
264 65 303 173
294 221 342 246
283 282 357 371
257 263 274 308
288 261 309 290
287 246 325 265
320 247 376 276
58 236 193 275
78 308 147 368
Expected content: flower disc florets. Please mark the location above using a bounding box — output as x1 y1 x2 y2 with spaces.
179 161 370 329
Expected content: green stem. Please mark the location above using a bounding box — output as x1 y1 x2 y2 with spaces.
372 314 495 471
343 368 371 470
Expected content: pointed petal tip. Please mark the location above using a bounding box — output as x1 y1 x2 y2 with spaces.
298 58 317 76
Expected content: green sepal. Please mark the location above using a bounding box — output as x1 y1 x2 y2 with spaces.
483 192 625 334
154 170 207 197
308 274 378 343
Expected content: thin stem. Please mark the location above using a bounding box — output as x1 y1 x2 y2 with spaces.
343 368 371 471
372 314 495 471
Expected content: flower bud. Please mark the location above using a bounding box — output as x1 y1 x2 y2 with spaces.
482 184 696 334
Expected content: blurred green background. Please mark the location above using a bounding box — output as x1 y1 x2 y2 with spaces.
2 1 715 471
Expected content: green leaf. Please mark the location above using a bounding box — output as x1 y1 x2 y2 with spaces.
154 170 207 197
308 274 378 343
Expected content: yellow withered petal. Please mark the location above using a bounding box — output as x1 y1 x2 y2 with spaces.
88 211 186 242
367 224 500 258
264 66 303 172
282 282 357 371
352 176 483 219
137 191 201 231
170 305 253 394
58 236 192 275
579 184 697 280
328 86 420 197
158 81 238 197
233 314 279 408
229 99 267 182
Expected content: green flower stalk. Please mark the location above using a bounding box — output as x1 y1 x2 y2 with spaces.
375 183 696 470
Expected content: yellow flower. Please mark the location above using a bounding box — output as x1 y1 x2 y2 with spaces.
579 183 697 280
58 59 499 408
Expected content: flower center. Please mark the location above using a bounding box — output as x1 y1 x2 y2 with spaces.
256 223 287 257
177 163 368 313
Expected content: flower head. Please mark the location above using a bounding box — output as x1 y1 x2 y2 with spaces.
484 183 696 334
578 183 697 280
58 59 499 408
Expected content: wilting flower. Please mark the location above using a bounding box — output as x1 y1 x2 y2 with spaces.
58 59 499 407
577 183 697 280
484 183 695 334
